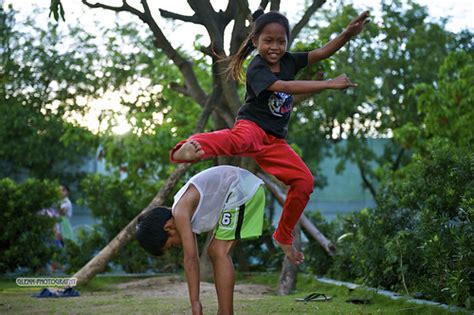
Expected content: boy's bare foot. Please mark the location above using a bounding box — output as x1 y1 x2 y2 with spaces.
276 241 304 265
173 140 204 161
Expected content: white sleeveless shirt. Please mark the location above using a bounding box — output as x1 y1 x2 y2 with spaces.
172 166 263 234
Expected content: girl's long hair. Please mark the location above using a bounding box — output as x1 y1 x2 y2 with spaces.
228 9 290 81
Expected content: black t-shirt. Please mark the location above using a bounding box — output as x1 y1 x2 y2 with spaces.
236 52 308 138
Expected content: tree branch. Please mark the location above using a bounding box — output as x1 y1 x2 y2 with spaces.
392 147 405 171
214 106 235 128
259 0 269 10
169 82 192 97
222 1 237 24
83 0 208 107
141 1 208 107
356 159 377 199
82 0 145 17
193 92 218 133
159 9 201 24
230 0 251 55
270 0 280 11
289 0 326 47
187 0 226 54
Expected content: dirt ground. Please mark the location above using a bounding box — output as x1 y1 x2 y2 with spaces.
114 276 274 299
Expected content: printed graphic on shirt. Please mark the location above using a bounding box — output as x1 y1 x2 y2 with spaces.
268 92 293 117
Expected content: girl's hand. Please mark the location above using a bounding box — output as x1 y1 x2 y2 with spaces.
345 11 370 37
329 74 358 89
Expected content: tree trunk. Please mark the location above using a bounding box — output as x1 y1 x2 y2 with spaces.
277 222 301 295
300 213 335 255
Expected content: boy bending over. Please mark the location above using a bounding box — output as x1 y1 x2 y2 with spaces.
136 165 265 315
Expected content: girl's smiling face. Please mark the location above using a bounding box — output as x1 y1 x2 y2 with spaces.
252 22 288 68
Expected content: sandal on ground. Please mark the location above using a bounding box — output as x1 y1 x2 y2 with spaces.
32 288 59 298
295 292 332 302
58 287 80 297
345 297 371 304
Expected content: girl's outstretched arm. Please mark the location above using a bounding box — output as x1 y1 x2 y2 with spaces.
268 74 357 94
308 11 369 65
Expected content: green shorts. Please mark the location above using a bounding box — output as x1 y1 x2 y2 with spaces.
214 186 265 241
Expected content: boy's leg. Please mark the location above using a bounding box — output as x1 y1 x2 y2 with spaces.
209 187 265 314
207 238 236 315
254 137 314 264
170 120 266 163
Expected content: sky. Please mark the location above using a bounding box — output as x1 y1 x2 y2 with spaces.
3 0 473 134
3 0 472 33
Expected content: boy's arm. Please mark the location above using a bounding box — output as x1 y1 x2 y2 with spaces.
174 213 202 315
268 74 357 94
308 11 369 65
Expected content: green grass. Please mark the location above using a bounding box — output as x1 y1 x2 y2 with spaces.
0 273 467 315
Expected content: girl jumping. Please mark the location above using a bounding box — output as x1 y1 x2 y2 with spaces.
170 9 369 264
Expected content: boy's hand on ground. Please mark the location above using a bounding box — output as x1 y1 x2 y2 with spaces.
329 74 358 90
191 301 202 315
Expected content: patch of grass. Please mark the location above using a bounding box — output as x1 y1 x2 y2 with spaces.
0 273 467 314
237 273 463 314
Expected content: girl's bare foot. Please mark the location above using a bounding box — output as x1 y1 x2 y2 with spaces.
173 140 204 161
276 241 304 265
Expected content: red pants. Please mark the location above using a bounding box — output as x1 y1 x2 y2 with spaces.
170 119 314 245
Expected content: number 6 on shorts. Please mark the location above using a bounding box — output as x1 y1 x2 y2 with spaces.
221 212 232 226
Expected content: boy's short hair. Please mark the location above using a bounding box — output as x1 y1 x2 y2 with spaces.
135 207 172 256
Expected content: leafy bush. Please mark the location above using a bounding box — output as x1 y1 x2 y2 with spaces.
326 140 473 307
61 226 108 274
0 178 60 273
306 50 474 309
77 173 157 273
303 211 338 276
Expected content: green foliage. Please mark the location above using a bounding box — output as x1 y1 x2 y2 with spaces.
314 45 474 309
61 226 108 274
411 51 474 147
78 174 154 273
0 178 60 273
291 1 471 195
0 7 97 180
325 140 473 307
